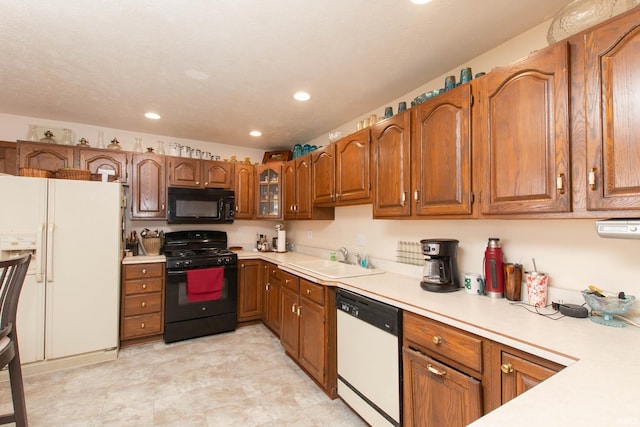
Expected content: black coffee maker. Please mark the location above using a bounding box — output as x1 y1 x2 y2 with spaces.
420 239 461 292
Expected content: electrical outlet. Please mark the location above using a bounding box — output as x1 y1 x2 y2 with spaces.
306 230 313 240
357 234 366 246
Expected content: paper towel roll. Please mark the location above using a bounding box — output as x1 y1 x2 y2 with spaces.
277 230 286 252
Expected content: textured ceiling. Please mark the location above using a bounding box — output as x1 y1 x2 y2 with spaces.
0 0 569 150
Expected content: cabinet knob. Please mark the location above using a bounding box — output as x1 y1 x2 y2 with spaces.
141 268 147 274
141 302 147 308
204 182 209 186
291 303 297 313
265 283 270 291
140 322 146 329
306 289 311 295
401 192 406 206
414 190 420 201
432 335 442 345
142 283 147 289
161 204 165 210
235 206 239 212
427 364 447 377
501 363 514 374
297 305 301 317
195 181 200 185
241 263 245 268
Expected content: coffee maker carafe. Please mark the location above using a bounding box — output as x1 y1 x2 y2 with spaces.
420 239 461 292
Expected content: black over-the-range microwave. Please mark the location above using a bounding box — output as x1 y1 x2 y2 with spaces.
167 187 235 224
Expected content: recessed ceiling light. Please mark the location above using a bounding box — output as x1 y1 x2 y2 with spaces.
144 112 161 120
411 0 432 4
293 91 311 101
250 130 262 137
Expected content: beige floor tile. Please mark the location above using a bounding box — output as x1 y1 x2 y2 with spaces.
0 324 366 426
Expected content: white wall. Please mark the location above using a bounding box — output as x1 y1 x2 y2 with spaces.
288 20 640 300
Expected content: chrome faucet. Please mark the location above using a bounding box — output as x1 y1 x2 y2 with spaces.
338 247 349 264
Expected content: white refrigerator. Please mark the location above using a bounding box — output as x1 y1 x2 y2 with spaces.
0 175 121 364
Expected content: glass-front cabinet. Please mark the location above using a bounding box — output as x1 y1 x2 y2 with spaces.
256 163 282 219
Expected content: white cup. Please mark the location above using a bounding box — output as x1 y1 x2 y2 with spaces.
464 273 485 295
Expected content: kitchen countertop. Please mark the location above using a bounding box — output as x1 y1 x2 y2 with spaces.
121 254 166 265
239 250 640 426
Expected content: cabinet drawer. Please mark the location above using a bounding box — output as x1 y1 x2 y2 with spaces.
123 293 163 316
122 312 162 339
275 269 299 291
300 279 325 305
404 311 483 373
124 263 164 280
123 277 163 295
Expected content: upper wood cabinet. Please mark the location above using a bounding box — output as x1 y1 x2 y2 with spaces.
255 164 282 219
371 112 412 218
131 153 166 219
166 157 233 189
475 42 571 215
335 128 372 204
284 155 334 220
234 162 255 219
585 8 640 210
17 142 74 172
78 147 129 184
413 86 473 216
0 141 17 175
311 144 336 205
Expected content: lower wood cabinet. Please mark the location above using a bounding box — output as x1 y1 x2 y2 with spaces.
403 311 483 427
485 341 564 410
238 260 263 323
120 262 165 346
279 273 337 398
403 347 482 427
262 263 282 335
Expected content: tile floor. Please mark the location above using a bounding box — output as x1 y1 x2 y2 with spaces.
0 324 367 426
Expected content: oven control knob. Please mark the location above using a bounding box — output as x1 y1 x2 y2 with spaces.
216 258 223 265
184 260 192 267
175 261 183 268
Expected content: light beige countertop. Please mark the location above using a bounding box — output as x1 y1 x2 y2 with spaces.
121 254 166 265
240 250 640 426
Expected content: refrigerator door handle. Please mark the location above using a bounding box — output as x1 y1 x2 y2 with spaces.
46 224 55 282
36 223 45 283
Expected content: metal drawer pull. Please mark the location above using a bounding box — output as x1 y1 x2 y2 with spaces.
297 306 301 316
140 322 145 329
141 302 147 308
501 363 514 374
291 303 297 313
401 192 406 206
427 364 447 376
306 289 311 295
141 268 147 274
142 283 147 289
432 335 442 345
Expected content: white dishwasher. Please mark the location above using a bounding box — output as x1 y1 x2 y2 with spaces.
336 289 402 427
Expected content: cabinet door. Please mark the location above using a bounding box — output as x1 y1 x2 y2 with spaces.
403 347 483 427
238 260 262 322
18 142 74 172
476 43 570 214
234 163 255 219
280 286 299 357
264 264 281 334
312 144 336 205
282 160 297 219
500 351 558 405
412 86 473 216
295 155 313 219
372 112 411 217
79 148 128 184
336 128 371 203
298 296 326 384
131 153 166 219
256 164 282 219
585 9 640 210
0 141 17 175
203 160 233 189
167 157 201 188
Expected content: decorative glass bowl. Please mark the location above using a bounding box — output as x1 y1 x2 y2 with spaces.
581 290 636 327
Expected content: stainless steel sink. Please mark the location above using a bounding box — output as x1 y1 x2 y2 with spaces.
287 259 384 279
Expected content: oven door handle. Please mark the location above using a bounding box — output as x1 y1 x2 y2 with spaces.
167 266 236 276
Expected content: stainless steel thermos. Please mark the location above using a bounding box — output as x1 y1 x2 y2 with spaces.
483 238 504 298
